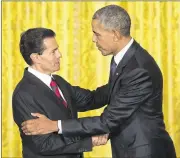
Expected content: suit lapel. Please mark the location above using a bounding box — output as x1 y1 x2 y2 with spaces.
24 68 69 111
108 41 139 101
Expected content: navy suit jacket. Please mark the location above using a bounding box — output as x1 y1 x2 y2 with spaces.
12 69 107 158
61 41 176 158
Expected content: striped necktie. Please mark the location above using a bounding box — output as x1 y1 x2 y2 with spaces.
50 78 68 108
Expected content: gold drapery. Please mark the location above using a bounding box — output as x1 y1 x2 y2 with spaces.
2 1 180 157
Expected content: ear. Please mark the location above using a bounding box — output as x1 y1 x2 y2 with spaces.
113 30 122 42
30 53 41 64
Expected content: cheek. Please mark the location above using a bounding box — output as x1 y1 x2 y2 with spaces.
100 40 112 50
99 36 112 46
42 58 55 66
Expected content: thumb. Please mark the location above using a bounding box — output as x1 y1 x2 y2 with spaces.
31 113 46 118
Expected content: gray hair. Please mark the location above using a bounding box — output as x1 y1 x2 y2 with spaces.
92 5 131 36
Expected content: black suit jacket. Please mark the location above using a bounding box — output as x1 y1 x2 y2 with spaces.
12 69 107 158
61 41 176 158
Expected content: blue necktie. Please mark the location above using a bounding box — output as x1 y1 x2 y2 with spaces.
110 58 117 77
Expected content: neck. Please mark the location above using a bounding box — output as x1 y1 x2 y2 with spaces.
30 65 51 76
113 36 132 56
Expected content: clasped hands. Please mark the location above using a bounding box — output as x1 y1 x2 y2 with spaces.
21 113 109 147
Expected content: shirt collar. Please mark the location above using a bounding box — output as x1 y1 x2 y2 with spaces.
28 67 53 87
114 38 134 66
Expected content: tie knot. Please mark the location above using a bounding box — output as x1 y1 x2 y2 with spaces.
50 79 57 87
111 59 117 67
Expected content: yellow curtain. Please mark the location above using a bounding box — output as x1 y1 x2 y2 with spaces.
2 1 180 157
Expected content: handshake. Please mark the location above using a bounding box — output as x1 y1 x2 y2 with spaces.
92 134 109 147
21 113 109 148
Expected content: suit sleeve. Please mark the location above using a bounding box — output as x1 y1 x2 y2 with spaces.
72 84 109 112
61 68 153 137
70 84 109 112
55 75 109 112
12 92 92 155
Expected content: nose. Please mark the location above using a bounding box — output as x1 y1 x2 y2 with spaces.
57 50 62 58
92 34 97 43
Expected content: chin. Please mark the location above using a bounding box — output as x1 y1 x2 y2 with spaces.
54 66 60 72
101 51 110 56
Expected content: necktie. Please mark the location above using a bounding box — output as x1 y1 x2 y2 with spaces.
110 57 117 77
50 78 68 108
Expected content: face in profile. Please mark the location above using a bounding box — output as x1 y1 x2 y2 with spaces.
92 19 117 56
37 37 61 74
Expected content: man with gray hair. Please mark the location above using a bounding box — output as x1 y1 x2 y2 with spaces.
22 5 176 158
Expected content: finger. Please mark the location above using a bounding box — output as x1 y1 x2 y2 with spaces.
21 123 30 130
21 122 25 126
25 132 31 135
25 131 37 135
23 129 32 135
31 113 45 118
97 136 103 146
95 136 102 146
21 120 34 127
23 127 37 134
30 128 46 135
96 135 107 146
21 121 28 127
23 126 39 134
30 131 39 135
22 126 32 133
23 129 30 134
21 126 27 131
92 136 97 143
101 135 108 145
92 136 98 146
22 122 36 132
22 126 29 132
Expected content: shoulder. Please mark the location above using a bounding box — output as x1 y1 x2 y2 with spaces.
13 77 27 97
12 77 36 100
53 75 71 86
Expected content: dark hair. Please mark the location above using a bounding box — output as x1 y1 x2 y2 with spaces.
19 28 56 65
93 5 131 36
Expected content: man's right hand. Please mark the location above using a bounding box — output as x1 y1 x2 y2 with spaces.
92 134 109 147
21 113 58 135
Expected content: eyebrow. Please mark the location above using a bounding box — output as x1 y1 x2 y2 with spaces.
93 31 100 35
52 47 59 51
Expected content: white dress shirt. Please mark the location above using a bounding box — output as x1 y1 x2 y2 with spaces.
114 38 134 66
28 67 66 133
58 38 134 134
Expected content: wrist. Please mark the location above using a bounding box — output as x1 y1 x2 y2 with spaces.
52 121 58 132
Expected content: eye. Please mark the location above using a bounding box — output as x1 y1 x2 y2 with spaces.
93 32 100 37
96 33 101 38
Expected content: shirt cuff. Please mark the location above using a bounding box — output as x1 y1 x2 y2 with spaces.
58 120 62 134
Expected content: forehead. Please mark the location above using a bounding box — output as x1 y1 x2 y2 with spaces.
43 37 58 49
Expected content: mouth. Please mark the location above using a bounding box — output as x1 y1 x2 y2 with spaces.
97 46 101 50
97 47 103 51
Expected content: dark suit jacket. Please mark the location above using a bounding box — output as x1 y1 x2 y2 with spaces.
61 41 176 158
12 69 107 158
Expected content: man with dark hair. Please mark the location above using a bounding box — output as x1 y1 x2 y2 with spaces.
22 5 176 158
12 27 108 158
